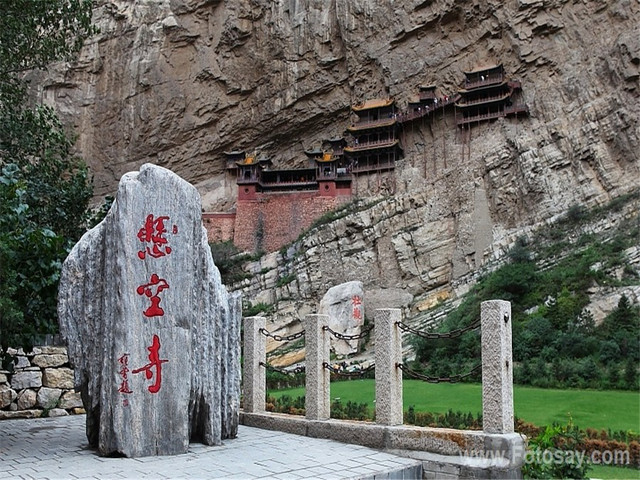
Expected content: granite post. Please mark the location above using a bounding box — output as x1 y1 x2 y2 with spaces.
243 316 266 413
481 300 514 434
305 314 330 421
375 308 403 426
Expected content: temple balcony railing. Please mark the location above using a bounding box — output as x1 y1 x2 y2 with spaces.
237 176 259 185
456 103 528 126
396 95 458 124
258 179 318 189
317 171 352 181
463 73 504 90
347 118 397 131
504 103 529 115
455 92 511 107
351 160 395 173
345 139 398 152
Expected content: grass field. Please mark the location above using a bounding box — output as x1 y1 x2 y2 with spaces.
269 380 640 432
589 464 640 480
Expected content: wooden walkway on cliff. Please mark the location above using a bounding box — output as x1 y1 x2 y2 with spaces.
395 94 459 124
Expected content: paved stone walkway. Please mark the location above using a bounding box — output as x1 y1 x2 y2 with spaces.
0 415 422 479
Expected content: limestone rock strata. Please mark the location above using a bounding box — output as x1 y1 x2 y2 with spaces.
235 194 639 366
58 164 241 457
37 1 638 215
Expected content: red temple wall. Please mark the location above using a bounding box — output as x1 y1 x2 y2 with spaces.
202 213 236 244
232 192 348 252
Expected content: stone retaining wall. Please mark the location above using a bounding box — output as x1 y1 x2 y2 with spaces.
0 346 83 420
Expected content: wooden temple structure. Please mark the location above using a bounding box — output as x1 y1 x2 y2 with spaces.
230 146 352 201
454 64 528 127
208 63 528 252
344 98 403 174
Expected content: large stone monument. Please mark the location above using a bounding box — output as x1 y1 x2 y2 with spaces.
318 281 365 355
58 164 241 457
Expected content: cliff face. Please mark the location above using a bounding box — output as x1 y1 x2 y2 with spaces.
37 0 639 332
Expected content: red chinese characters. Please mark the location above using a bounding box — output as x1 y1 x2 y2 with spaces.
136 273 169 317
137 214 178 260
118 213 175 402
132 335 168 394
118 354 133 394
351 295 363 323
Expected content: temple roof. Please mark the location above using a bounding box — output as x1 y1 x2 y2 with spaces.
344 139 399 152
463 63 503 75
304 147 323 156
457 80 508 94
236 154 258 166
346 118 397 131
316 152 337 163
352 98 394 111
455 90 511 107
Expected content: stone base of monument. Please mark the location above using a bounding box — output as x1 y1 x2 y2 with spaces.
58 164 241 457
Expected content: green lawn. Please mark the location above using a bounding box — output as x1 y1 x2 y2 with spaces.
589 464 640 480
269 380 640 432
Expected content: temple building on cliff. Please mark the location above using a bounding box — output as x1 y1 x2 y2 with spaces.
204 64 528 254
304 138 352 197
344 98 402 174
204 148 353 253
454 64 528 127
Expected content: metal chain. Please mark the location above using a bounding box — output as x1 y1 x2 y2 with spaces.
396 363 481 383
259 328 305 342
395 319 480 340
323 324 373 341
322 362 375 377
259 361 306 375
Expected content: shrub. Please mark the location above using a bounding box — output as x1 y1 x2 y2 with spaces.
522 419 591 479
243 302 274 317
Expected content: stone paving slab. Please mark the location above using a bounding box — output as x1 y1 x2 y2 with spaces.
0 415 422 479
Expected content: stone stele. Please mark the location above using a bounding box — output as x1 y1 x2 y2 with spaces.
58 164 241 457
318 281 365 356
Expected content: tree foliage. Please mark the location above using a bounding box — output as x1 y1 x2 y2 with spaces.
0 1 94 75
412 213 640 391
0 0 95 366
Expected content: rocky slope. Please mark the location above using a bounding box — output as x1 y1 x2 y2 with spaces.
33 0 639 357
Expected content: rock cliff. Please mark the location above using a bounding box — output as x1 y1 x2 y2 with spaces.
34 0 639 356
36 0 639 207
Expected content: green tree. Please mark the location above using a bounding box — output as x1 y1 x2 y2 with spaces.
0 0 95 367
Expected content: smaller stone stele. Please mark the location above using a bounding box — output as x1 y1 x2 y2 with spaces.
319 281 365 356
58 164 241 458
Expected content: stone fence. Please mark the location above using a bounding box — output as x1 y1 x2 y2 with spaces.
241 300 525 479
1 300 524 477
0 346 84 419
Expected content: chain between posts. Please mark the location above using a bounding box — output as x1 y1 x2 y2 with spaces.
395 319 480 339
397 363 481 383
323 324 373 341
259 328 305 342
259 361 306 375
322 362 375 377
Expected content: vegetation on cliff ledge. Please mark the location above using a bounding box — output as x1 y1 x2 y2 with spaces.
412 192 640 391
